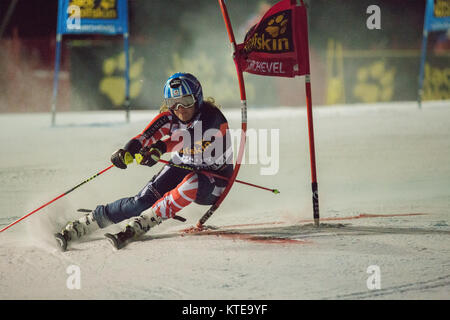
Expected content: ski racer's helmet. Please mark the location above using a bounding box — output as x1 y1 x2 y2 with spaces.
163 73 203 113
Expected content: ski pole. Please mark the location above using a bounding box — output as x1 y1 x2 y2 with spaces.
0 164 114 233
134 155 279 194
157 159 280 194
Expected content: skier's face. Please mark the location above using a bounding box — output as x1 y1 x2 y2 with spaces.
173 104 196 122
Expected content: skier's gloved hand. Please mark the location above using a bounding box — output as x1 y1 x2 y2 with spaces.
111 149 134 169
136 146 162 167
135 141 166 167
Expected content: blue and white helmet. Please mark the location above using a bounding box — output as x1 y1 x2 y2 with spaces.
163 72 203 109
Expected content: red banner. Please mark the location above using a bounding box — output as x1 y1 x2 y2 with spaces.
236 0 310 78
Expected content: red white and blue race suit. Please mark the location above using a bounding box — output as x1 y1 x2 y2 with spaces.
92 103 233 228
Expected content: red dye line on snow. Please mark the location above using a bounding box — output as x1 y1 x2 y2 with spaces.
198 231 309 245
180 213 426 245
181 226 307 244
223 212 428 229
318 213 427 222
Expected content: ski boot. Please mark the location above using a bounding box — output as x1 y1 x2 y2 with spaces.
55 210 100 252
105 209 162 250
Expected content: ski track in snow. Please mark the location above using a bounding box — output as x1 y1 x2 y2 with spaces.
328 275 450 299
0 101 449 299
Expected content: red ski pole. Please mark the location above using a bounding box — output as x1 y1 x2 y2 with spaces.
0 164 114 233
156 159 279 194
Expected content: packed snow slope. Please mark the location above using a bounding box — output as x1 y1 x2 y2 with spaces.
0 101 449 299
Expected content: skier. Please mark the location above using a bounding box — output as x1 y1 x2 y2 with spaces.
55 73 233 250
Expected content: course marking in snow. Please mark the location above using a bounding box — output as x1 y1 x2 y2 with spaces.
176 213 428 245
221 212 428 229
181 228 310 244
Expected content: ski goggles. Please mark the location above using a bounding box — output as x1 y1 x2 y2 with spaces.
165 94 196 111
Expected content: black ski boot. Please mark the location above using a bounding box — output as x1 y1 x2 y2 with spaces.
105 209 162 250
105 226 136 250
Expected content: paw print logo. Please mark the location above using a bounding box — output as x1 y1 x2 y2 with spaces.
100 0 115 9
353 60 396 103
265 14 288 38
99 49 145 106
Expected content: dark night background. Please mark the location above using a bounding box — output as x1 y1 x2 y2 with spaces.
0 0 448 112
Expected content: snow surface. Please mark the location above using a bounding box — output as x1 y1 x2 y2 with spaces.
0 101 449 299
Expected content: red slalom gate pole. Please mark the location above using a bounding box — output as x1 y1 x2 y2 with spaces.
305 75 320 227
195 0 249 229
0 164 114 233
